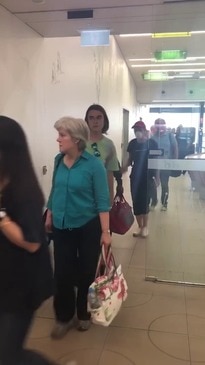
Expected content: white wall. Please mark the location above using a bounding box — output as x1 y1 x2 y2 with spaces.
0 5 46 186
41 36 138 198
0 5 138 199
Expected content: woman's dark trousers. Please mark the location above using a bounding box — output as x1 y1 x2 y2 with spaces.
53 216 101 323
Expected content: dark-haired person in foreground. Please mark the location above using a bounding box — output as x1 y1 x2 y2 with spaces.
0 116 56 364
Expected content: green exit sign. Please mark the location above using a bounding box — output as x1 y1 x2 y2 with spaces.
154 50 187 60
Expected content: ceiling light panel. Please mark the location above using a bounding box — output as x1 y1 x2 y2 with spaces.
120 31 205 38
148 69 205 72
129 58 154 62
119 33 152 37
132 63 205 68
152 32 191 38
129 56 205 62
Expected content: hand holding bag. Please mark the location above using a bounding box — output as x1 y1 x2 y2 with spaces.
110 194 134 235
87 245 128 327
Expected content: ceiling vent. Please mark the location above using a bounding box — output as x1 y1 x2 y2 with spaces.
67 9 93 19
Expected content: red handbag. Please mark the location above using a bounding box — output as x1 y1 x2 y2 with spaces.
110 194 134 235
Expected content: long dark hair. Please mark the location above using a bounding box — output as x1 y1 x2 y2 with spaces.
84 104 109 134
0 116 44 206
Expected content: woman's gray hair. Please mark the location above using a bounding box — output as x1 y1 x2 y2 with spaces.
54 116 90 151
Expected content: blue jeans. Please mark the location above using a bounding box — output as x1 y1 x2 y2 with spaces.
0 311 57 365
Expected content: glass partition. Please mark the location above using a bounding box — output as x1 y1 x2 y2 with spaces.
146 140 205 285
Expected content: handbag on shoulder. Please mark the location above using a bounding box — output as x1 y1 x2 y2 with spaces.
110 194 134 235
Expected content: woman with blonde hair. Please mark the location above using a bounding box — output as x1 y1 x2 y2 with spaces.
45 116 111 337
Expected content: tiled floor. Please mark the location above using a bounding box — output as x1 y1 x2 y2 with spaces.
26 173 205 364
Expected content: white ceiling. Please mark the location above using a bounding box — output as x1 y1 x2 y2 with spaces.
1 0 205 97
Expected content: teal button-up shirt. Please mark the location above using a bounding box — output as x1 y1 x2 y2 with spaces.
47 151 110 229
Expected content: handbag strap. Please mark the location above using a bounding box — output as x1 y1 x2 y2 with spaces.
95 245 116 278
113 193 126 204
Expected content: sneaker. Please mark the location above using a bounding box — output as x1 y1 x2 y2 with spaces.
161 205 167 211
51 321 73 339
141 227 149 238
78 320 90 332
133 228 142 237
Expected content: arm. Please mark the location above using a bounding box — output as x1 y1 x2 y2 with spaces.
121 140 133 173
0 216 40 253
113 170 123 187
107 171 114 204
173 140 179 159
45 208 53 233
45 154 63 232
121 154 132 174
170 134 179 159
99 212 111 247
105 141 119 201
151 139 160 185
113 163 124 196
92 160 111 247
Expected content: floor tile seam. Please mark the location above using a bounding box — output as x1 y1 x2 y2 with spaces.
109 324 189 336
185 295 205 300
185 286 193 362
98 347 136 365
123 288 153 296
148 328 188 336
126 241 138 269
188 334 205 339
128 264 145 268
30 341 108 361
137 291 186 299
153 291 184 300
55 346 105 364
147 312 189 334
128 265 146 270
109 324 149 333
147 329 191 363
97 325 118 365
124 294 186 310
35 315 54 320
